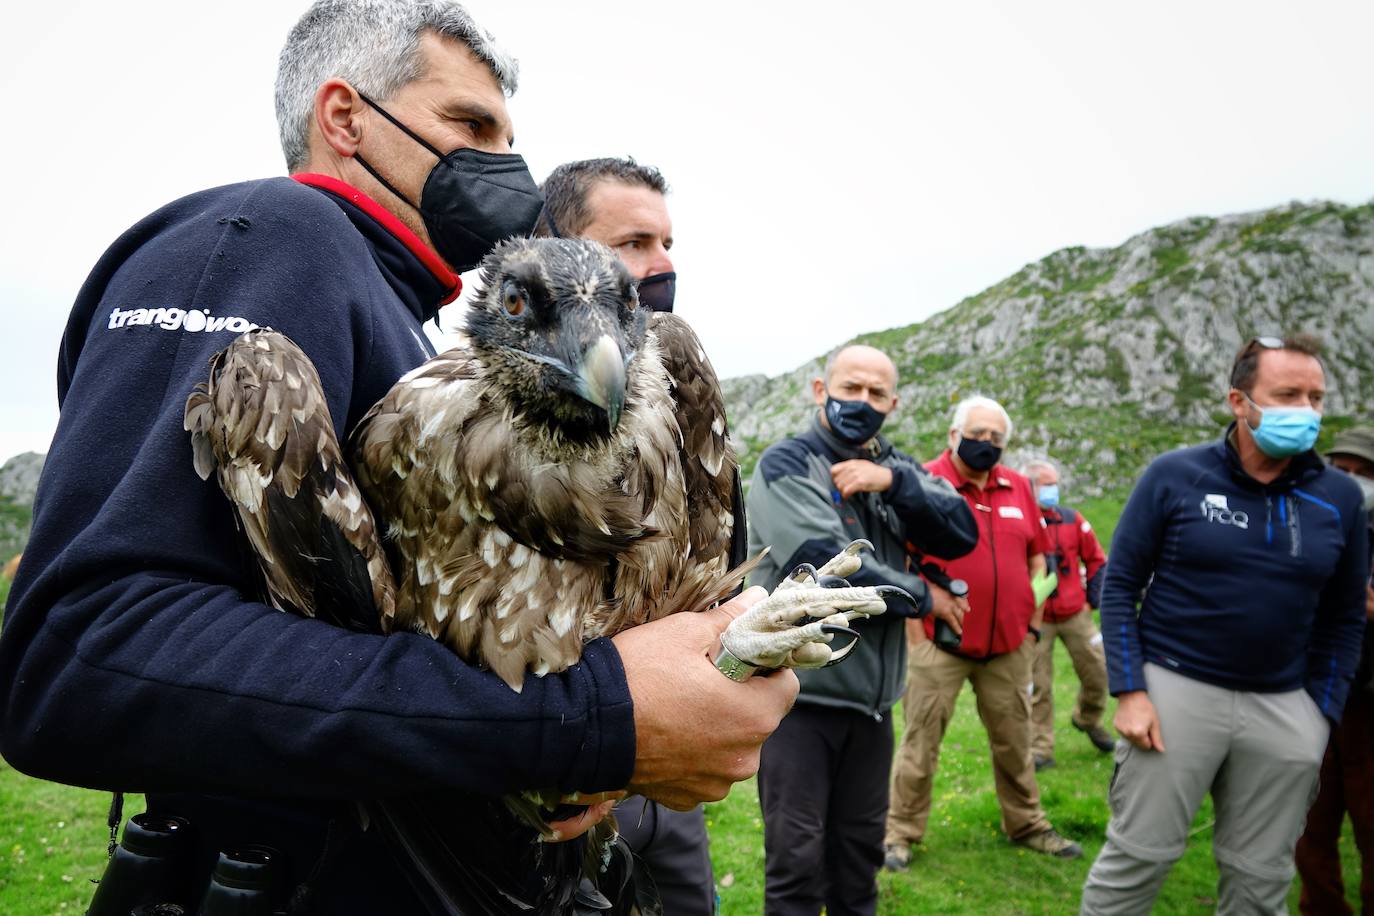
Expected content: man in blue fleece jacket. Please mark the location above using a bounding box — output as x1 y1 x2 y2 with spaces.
1081 335 1369 915
0 3 797 912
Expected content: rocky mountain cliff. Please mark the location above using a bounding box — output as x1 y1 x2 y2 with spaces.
0 452 43 560
723 199 1374 500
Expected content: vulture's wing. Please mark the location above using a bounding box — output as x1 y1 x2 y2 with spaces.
649 313 735 566
184 329 395 632
645 313 757 619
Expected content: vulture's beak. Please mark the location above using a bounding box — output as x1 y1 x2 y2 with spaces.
575 334 626 432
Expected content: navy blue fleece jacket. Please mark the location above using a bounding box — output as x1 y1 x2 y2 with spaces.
0 176 635 908
1100 427 1368 720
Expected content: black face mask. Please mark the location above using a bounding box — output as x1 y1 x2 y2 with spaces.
825 396 887 445
636 272 676 313
354 93 544 273
956 436 1002 471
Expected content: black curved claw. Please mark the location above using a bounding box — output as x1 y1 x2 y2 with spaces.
819 623 861 666
875 584 919 614
817 574 852 589
789 563 819 582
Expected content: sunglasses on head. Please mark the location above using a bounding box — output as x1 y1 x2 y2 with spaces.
1229 336 1286 390
1234 335 1286 362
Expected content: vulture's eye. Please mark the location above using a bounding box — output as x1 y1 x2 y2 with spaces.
501 282 527 318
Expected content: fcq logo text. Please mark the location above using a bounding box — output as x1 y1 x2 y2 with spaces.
1200 498 1249 530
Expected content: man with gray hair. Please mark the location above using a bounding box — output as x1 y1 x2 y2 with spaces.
0 3 799 912
884 396 1083 867
1021 457 1113 770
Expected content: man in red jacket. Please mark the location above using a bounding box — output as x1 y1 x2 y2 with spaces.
884 396 1083 869
1023 458 1115 770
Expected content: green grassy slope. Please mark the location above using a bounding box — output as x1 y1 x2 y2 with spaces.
0 556 1361 914
707 633 1362 914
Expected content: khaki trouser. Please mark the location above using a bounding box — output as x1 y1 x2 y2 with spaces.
1030 609 1109 759
885 637 1050 846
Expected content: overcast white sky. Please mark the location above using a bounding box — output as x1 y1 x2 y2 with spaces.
1 0 1371 466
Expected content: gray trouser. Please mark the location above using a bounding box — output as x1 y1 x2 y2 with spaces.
1081 663 1330 916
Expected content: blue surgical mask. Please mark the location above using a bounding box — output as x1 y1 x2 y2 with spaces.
1243 393 1322 458
1038 484 1060 507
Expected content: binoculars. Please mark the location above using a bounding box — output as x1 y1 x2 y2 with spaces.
1043 552 1071 598
87 813 286 916
933 578 969 652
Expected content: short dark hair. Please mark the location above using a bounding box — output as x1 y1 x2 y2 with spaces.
1229 333 1325 393
535 158 669 238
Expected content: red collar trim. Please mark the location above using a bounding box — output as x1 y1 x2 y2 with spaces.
291 173 462 305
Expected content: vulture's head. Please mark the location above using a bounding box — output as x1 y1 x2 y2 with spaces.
465 237 649 442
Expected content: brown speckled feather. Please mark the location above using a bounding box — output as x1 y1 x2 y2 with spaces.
344 240 749 691
645 312 739 619
349 328 718 690
184 240 753 913
188 240 748 696
183 330 395 632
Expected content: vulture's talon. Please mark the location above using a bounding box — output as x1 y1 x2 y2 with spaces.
820 621 858 639
716 541 890 679
875 584 919 609
814 538 871 579
819 624 861 666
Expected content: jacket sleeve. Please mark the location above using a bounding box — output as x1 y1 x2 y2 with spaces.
747 445 932 617
1304 500 1370 720
884 461 979 561
1079 519 1108 609
1099 460 1168 696
0 194 634 801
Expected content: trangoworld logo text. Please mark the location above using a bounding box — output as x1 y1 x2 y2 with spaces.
1200 494 1248 529
107 307 262 334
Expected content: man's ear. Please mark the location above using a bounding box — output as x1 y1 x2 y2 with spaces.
314 78 364 159
811 378 827 407
1226 388 1249 424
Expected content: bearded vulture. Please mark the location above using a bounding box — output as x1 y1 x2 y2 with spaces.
185 237 907 914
